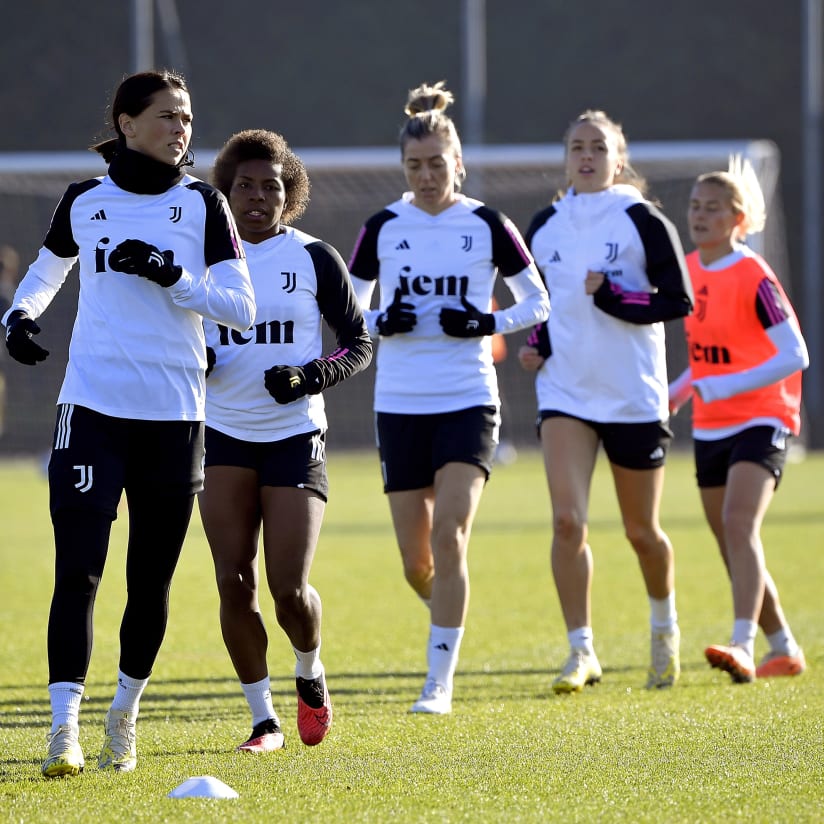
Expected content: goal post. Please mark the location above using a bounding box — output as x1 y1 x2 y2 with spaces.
0 140 788 454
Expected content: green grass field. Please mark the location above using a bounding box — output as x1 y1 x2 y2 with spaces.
1 449 822 823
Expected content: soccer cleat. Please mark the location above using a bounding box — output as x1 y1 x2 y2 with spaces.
756 648 807 678
646 627 681 689
42 724 84 778
552 648 602 694
705 643 755 684
98 710 137 772
236 718 285 753
296 672 332 746
410 678 452 714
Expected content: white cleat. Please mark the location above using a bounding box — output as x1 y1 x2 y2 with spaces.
410 678 452 714
98 710 137 772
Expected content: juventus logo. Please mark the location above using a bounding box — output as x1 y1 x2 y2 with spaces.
281 271 296 293
169 206 182 223
73 464 94 493
461 235 473 251
605 242 619 263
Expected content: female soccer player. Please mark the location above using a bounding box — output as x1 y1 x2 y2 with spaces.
2 70 255 777
519 110 693 693
348 81 549 714
670 158 808 683
200 129 371 750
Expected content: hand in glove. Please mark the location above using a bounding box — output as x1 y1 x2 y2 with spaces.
376 288 416 336
439 296 495 337
264 364 309 404
5 310 49 365
108 239 182 287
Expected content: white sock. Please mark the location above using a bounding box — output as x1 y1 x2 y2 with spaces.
731 620 758 659
293 644 324 680
765 627 800 657
109 670 149 718
241 676 279 727
427 624 464 689
568 627 595 656
49 682 84 732
650 592 678 632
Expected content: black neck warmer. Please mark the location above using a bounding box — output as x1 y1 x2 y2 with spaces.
108 147 187 195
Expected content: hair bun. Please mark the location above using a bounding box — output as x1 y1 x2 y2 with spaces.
404 81 454 117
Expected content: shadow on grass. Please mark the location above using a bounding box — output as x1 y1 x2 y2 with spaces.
0 658 714 731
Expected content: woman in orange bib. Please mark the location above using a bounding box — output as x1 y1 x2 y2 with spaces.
670 157 809 683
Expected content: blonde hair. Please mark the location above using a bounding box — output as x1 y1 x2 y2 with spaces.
562 109 648 196
399 81 465 188
696 155 766 240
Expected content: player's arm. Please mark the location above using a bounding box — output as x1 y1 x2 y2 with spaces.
668 367 693 415
592 202 693 325
484 207 550 333
264 242 373 405
306 241 373 390
164 184 255 332
694 280 809 402
2 182 87 364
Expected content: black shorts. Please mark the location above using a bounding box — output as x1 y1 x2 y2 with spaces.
694 425 790 489
204 427 329 500
48 404 205 519
538 410 673 470
376 406 499 493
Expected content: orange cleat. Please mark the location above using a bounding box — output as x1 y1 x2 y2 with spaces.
756 648 806 678
705 643 755 683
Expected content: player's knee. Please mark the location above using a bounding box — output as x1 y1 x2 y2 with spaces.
272 585 310 619
553 510 586 546
625 522 665 556
403 558 434 591
215 567 256 608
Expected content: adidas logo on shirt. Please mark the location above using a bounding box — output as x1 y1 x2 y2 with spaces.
90 209 107 221
550 251 561 262
395 240 410 250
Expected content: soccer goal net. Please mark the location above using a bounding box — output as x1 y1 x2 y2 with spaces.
0 140 786 454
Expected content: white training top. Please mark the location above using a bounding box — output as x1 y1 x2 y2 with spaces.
349 192 549 415
205 227 371 442
4 171 254 421
525 185 692 424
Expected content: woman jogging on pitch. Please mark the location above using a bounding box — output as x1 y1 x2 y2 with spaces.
519 109 693 694
348 81 549 715
2 70 255 778
670 157 808 683
200 129 371 751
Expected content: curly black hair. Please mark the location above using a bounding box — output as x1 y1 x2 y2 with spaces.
211 129 310 225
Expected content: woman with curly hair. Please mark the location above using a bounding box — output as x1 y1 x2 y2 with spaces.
200 129 372 751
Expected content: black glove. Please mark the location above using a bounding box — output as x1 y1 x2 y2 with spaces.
264 364 309 404
205 346 216 378
5 310 49 365
439 296 495 337
376 288 416 336
108 239 182 287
